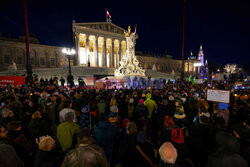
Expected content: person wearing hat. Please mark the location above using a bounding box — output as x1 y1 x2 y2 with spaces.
165 95 175 116
134 99 148 122
172 105 188 127
61 128 109 167
144 93 157 119
93 113 116 163
108 106 119 127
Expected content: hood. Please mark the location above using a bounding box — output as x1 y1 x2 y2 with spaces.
146 93 151 99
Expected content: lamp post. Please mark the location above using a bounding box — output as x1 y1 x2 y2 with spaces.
62 48 76 87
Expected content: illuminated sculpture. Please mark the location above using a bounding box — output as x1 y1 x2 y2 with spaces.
114 26 145 76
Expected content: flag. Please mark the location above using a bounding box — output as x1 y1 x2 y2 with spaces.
106 10 111 19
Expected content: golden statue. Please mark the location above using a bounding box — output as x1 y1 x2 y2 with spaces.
115 25 145 77
124 26 131 37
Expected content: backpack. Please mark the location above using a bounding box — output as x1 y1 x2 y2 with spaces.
171 127 184 144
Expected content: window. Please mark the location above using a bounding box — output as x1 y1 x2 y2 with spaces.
17 56 23 64
4 55 10 64
50 58 55 66
30 57 34 65
40 57 45 65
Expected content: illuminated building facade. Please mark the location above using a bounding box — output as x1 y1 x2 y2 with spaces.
0 21 199 79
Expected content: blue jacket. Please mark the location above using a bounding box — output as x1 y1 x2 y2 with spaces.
94 121 116 162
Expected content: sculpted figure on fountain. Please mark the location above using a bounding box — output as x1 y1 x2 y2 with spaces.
114 26 145 76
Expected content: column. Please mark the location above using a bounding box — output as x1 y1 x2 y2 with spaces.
119 41 122 67
95 36 98 67
103 38 106 67
85 35 89 66
76 33 80 66
115 47 118 68
112 39 114 68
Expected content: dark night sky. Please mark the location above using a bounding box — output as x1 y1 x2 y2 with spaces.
0 0 249 66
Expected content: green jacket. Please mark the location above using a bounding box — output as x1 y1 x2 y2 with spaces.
144 98 157 118
57 121 80 151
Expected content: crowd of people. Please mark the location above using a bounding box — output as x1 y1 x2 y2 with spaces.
0 77 249 167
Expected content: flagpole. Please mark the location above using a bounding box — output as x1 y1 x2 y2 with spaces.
23 0 33 83
181 0 186 80
106 9 108 22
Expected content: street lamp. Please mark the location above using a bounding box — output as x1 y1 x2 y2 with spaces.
62 47 76 87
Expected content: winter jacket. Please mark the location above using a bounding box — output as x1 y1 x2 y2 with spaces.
45 102 57 125
156 104 168 130
28 118 51 142
189 123 213 166
0 144 23 167
34 149 56 167
6 130 31 165
207 131 248 167
61 143 109 167
93 120 116 162
144 99 157 119
134 103 148 121
119 134 140 167
57 121 80 151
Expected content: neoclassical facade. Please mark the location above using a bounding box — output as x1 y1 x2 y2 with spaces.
0 36 67 71
73 22 199 76
0 21 200 78
73 21 127 68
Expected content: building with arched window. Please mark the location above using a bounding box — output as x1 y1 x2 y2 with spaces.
0 21 200 79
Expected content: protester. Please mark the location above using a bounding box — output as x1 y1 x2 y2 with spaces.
158 142 183 167
57 112 80 152
59 100 77 123
93 112 116 163
0 143 23 167
144 93 157 119
0 77 248 167
61 127 109 167
34 136 56 167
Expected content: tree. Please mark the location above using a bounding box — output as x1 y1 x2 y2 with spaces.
224 64 237 74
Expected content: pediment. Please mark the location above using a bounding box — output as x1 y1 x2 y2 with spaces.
74 22 126 35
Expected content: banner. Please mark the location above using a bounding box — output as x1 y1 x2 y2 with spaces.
96 82 104 89
86 77 96 85
196 79 204 84
0 76 25 86
207 89 230 103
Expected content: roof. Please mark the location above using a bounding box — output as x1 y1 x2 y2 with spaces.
73 22 127 36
